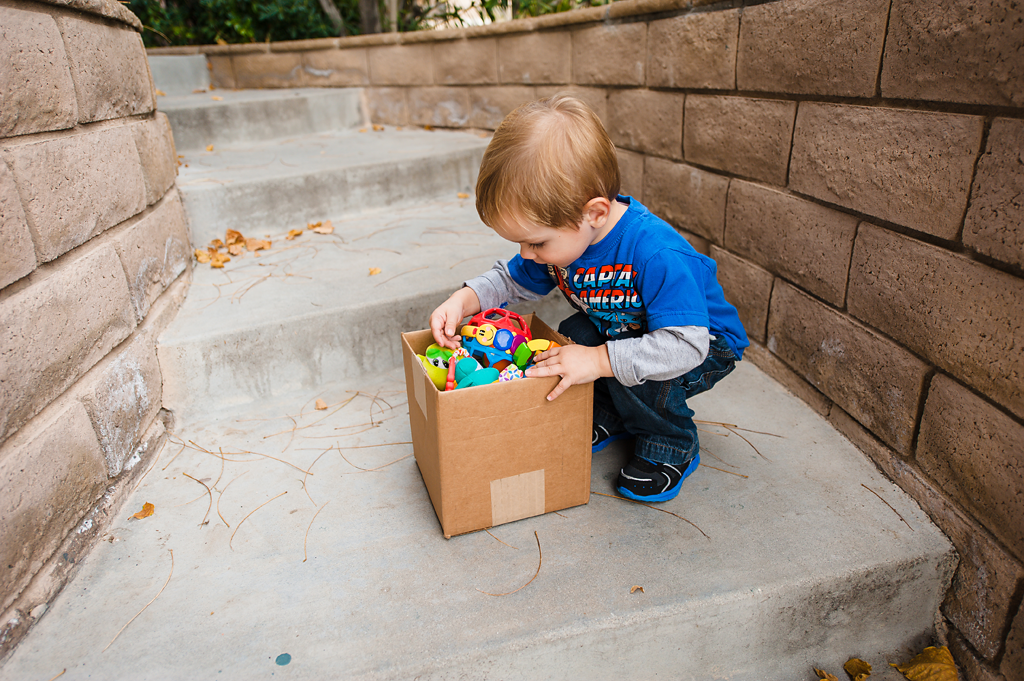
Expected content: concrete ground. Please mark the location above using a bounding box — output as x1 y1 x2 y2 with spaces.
3 360 950 680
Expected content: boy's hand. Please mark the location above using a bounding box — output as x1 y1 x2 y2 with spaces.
525 344 613 401
429 287 481 349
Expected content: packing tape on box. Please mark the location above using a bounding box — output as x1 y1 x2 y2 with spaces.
490 469 545 526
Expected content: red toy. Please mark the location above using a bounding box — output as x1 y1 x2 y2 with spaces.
465 308 532 341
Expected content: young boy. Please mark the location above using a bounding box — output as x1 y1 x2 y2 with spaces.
429 95 748 503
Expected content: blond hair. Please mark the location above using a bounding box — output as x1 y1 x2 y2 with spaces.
476 94 620 231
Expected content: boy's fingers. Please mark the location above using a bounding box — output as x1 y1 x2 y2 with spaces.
547 376 571 401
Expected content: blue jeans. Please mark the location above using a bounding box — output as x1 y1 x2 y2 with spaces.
558 312 739 466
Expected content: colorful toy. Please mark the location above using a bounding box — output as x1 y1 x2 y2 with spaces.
418 354 449 390
499 366 524 382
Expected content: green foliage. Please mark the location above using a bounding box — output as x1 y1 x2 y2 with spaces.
129 0 608 46
129 0 361 47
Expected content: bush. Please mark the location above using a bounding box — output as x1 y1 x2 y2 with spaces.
129 0 361 47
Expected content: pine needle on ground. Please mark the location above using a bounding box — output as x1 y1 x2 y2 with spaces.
477 531 542 596
103 549 174 652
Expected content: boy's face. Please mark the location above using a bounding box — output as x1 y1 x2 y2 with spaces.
492 215 594 269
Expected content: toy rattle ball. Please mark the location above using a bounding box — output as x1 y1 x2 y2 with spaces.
499 366 524 382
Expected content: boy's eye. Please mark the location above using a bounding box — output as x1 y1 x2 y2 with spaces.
528 242 545 249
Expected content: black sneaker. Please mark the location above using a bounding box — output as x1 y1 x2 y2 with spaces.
593 425 632 453
616 454 700 502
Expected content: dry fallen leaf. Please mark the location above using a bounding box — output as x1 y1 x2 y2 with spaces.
155 89 166 96
457 192 469 199
891 646 958 681
286 229 303 240
225 229 244 246
227 243 243 256
368 267 382 276
423 125 434 131
211 96 223 101
372 124 384 131
194 248 211 264
630 585 644 594
209 238 225 249
205 144 214 152
315 398 328 411
358 128 368 133
310 220 334 235
246 238 271 252
844 658 872 681
131 502 155 520
210 252 231 268
814 669 840 681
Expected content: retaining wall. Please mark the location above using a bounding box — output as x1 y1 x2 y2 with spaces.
149 1 1024 677
0 0 190 659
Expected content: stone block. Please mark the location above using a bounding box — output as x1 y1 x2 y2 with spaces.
0 160 35 290
0 397 107 613
848 224 1024 421
827 405 1023 663
408 87 470 128
54 14 152 124
736 0 888 97
724 180 857 307
964 118 1024 269
607 89 683 159
132 114 177 207
3 125 147 263
112 190 191 322
302 48 369 86
616 148 644 202
1004 601 1024 681
232 52 303 89
646 9 739 90
467 86 536 130
497 31 571 84
368 43 433 86
572 22 646 86
365 87 409 126
742 341 832 416
643 157 728 243
768 281 928 454
881 0 1024 107
684 96 796 186
917 374 1024 564
75 332 162 477
434 38 498 85
0 243 136 442
789 103 984 239
208 55 235 89
710 246 772 344
947 630 1007 681
534 86 607 124
0 6 77 137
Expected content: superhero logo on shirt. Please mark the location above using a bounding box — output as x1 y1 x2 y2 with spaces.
547 264 645 337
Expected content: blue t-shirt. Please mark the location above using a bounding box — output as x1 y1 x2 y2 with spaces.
506 197 749 358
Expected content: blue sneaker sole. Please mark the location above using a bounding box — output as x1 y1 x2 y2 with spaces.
617 453 700 503
592 432 633 454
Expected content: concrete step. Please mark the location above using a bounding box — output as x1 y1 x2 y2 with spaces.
176 126 489 245
148 54 211 97
159 87 364 152
1 360 953 680
158 196 573 422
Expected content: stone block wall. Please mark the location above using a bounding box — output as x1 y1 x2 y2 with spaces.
1 0 189 659
151 0 1021 677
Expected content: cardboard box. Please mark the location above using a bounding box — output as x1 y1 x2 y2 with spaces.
401 314 593 538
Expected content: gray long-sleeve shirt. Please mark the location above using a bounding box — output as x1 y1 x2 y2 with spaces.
465 260 710 387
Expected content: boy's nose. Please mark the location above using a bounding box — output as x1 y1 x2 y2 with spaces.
520 245 534 260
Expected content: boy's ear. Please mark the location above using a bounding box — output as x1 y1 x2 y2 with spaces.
582 197 612 227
